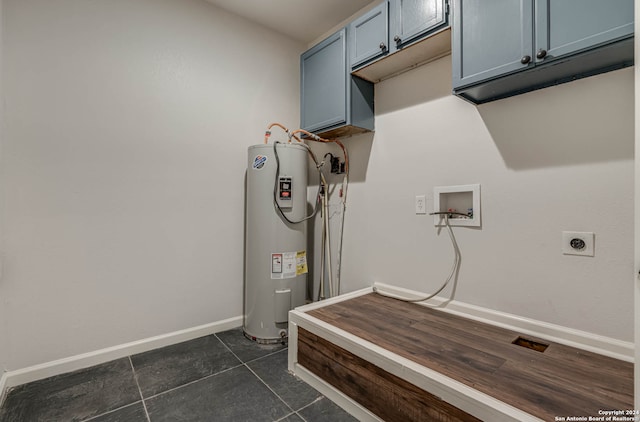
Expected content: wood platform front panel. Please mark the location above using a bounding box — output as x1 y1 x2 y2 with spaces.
298 327 481 422
306 293 633 421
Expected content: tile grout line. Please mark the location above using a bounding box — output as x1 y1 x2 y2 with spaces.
243 346 290 365
141 363 244 401
213 334 298 418
218 337 341 422
213 332 289 365
213 333 246 364
134 333 295 418
244 361 296 415
297 396 324 412
81 401 145 422
274 410 308 422
128 356 152 422
281 397 325 422
4 330 333 422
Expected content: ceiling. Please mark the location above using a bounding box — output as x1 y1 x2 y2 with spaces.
204 0 375 44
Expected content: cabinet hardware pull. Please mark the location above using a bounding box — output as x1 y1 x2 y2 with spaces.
520 55 531 64
394 35 401 43
536 49 547 59
379 42 386 50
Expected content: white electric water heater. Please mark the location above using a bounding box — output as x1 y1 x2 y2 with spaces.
244 143 308 343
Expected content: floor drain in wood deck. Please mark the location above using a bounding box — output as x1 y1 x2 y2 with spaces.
512 336 549 352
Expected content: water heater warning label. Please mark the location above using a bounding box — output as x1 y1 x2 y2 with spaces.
271 254 283 274
296 251 308 275
271 251 307 279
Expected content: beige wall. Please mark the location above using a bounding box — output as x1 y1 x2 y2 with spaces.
331 57 634 341
0 0 303 370
0 0 635 376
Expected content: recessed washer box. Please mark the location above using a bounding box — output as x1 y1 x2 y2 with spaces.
433 184 481 227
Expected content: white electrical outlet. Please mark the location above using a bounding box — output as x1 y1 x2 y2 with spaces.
562 231 595 256
415 195 426 214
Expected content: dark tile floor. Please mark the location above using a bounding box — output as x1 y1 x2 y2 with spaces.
0 328 358 422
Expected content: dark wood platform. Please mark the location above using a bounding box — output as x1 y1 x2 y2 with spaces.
300 293 633 421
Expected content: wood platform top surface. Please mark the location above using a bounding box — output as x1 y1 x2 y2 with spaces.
305 293 633 421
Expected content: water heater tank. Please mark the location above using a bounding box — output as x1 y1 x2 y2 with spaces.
244 143 308 343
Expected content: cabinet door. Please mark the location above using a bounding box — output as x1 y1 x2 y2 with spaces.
534 0 634 63
300 29 347 133
452 0 533 89
350 2 389 70
391 0 447 51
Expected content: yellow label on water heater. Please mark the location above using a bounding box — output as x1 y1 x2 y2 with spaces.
296 250 308 276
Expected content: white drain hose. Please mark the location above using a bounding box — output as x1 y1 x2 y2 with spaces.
373 213 461 303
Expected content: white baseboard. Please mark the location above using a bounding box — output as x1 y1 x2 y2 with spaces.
0 315 242 405
373 282 634 362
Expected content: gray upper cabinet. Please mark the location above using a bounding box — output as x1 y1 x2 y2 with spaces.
350 2 389 70
535 0 634 63
301 29 374 138
301 30 347 133
350 0 450 80
301 0 452 136
452 1 533 88
391 0 447 52
452 0 634 104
